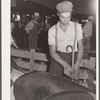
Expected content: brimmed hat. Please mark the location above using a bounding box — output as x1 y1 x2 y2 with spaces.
88 16 94 20
56 1 73 13
31 12 40 20
33 12 40 18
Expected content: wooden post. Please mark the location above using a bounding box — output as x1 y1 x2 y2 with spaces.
90 57 96 69
29 49 35 72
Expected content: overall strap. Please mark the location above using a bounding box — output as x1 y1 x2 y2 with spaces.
72 22 77 67
55 24 58 50
55 22 77 53
73 22 77 50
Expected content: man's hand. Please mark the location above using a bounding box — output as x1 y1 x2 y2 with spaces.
26 30 30 34
64 67 72 76
72 62 80 72
69 62 80 79
63 62 72 76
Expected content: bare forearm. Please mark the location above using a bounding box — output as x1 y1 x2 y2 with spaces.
76 43 84 65
49 45 72 69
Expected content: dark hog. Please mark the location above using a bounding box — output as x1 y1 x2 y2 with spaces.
14 72 95 100
42 91 95 100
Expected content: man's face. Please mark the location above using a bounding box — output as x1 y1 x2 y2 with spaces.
58 12 71 25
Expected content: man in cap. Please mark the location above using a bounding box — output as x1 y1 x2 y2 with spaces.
83 16 94 50
48 1 84 78
25 12 40 50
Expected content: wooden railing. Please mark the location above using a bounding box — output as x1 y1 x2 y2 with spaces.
11 48 96 72
11 49 49 72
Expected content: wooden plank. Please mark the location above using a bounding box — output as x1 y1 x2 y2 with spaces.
11 49 49 62
90 57 96 69
29 49 35 72
80 57 96 69
84 50 96 54
80 59 90 68
13 58 47 72
11 49 31 58
35 52 49 62
11 49 95 63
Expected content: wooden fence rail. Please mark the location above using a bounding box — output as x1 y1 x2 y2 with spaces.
11 49 49 72
11 48 96 72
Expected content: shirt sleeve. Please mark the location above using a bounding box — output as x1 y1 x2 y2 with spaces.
25 21 34 31
76 24 83 41
48 27 56 45
82 22 92 37
83 23 87 33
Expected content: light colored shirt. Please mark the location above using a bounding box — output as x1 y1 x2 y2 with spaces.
83 21 92 37
48 21 83 53
25 21 34 33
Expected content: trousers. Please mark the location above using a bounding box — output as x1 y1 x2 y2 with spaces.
49 51 77 76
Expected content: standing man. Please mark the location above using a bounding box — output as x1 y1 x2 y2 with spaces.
48 1 84 78
11 21 18 49
83 16 94 50
25 12 40 50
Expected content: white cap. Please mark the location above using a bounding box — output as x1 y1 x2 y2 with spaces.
88 16 94 20
34 12 40 17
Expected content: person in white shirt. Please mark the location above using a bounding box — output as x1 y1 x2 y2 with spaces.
25 12 40 50
48 1 84 78
83 16 94 50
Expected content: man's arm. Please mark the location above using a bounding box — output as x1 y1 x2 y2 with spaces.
25 21 34 33
74 39 84 69
49 45 71 69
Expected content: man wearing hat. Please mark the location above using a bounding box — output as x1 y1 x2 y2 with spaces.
25 12 40 50
83 16 94 50
48 1 84 78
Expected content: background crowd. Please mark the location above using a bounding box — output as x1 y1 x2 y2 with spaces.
11 11 96 54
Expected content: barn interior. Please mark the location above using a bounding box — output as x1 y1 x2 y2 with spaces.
10 0 96 100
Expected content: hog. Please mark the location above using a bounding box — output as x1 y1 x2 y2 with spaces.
14 72 95 100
